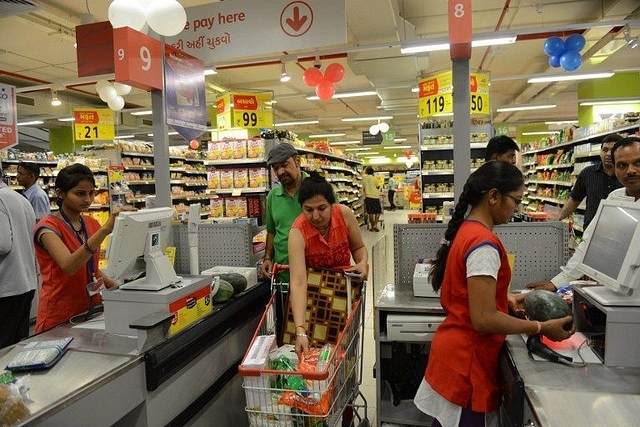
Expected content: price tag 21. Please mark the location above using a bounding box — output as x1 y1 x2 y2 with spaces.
113 27 163 91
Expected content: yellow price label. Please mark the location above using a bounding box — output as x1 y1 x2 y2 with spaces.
73 108 115 140
418 70 491 118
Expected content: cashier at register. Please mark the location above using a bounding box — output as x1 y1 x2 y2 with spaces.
527 136 640 292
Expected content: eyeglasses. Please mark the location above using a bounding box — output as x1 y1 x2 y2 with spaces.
503 194 522 205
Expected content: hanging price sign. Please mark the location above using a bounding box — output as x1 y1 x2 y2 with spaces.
231 92 273 129
74 108 115 140
418 70 491 118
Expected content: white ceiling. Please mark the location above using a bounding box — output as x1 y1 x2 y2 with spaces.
1 0 639 154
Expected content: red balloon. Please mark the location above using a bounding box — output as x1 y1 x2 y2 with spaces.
302 67 323 87
315 80 335 100
324 63 345 83
189 139 199 150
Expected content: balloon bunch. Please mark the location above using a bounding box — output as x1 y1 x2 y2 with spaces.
302 63 346 101
543 34 586 72
108 0 187 37
95 80 132 111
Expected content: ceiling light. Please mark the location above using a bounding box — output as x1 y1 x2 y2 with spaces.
624 26 639 49
496 104 557 112
168 131 179 135
521 131 561 136
394 138 407 142
329 140 361 146
51 90 61 106
527 72 614 83
114 135 136 139
279 62 291 83
309 133 346 138
356 152 378 156
306 90 377 100
17 120 44 126
57 117 75 122
545 120 579 125
401 35 516 54
274 120 319 126
342 115 393 122
383 145 411 149
579 99 640 106
203 67 218 75
344 147 371 151
131 110 153 116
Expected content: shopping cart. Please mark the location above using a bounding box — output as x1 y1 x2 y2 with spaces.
239 264 370 427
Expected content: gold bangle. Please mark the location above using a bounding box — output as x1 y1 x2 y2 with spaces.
296 333 307 338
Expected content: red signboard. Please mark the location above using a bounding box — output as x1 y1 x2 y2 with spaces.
0 84 17 150
418 78 439 98
76 21 115 77
113 27 163 91
448 0 472 60
232 94 258 110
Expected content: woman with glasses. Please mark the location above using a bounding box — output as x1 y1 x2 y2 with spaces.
414 161 574 427
33 163 132 333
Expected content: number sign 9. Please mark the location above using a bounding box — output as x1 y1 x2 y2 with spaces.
113 27 162 91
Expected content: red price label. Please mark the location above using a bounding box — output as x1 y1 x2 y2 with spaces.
419 78 439 97
113 27 162 91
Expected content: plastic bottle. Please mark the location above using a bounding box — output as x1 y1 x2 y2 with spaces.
315 344 333 372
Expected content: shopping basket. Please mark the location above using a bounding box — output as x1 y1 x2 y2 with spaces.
239 264 369 427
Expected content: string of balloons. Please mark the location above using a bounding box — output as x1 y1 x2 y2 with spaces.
302 63 346 100
543 34 586 72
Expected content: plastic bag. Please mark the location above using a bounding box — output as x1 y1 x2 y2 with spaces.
278 348 333 416
0 383 30 427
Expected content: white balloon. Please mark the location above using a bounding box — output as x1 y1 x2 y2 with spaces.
108 0 147 31
113 82 132 96
379 122 390 133
146 0 187 37
95 80 110 94
369 124 379 135
108 96 125 111
99 85 118 103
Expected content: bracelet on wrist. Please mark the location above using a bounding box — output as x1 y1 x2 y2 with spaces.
84 242 97 255
535 321 542 334
296 332 307 338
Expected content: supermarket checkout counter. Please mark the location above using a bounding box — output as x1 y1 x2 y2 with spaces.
1 280 270 427
374 284 640 427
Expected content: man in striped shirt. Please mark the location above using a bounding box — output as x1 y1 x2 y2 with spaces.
558 133 623 229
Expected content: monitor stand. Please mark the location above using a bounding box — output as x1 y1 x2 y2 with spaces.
581 286 640 307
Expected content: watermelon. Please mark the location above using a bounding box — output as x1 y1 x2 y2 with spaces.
213 279 235 303
524 290 572 323
215 273 248 294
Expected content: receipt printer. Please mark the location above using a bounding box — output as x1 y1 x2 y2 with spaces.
413 263 439 298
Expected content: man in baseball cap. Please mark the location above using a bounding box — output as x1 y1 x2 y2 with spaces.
266 142 299 167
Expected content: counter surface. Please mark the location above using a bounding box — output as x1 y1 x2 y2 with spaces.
375 284 640 426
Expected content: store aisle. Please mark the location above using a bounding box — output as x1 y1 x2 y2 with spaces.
358 208 414 427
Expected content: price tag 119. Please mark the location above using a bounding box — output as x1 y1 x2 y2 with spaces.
113 27 163 91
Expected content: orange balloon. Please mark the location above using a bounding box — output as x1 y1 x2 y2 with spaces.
189 139 199 149
303 67 323 87
315 80 335 100
324 63 345 83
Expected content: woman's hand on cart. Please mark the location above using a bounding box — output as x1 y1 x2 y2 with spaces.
345 262 369 283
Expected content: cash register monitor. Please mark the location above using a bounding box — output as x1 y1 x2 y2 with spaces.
104 207 180 291
577 199 640 306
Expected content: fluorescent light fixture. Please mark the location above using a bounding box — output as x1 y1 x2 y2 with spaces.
329 140 361 146
309 133 346 138
545 120 578 125
411 87 419 93
147 133 154 137
345 147 371 151
521 131 561 136
17 120 44 126
57 117 75 122
131 110 153 116
274 120 319 126
496 104 556 112
168 131 179 136
356 152 378 156
341 115 393 122
433 113 454 117
114 135 135 139
368 157 392 164
383 145 411 149
394 138 407 142
203 68 218 76
401 35 516 54
306 90 377 100
579 99 640 106
527 72 614 83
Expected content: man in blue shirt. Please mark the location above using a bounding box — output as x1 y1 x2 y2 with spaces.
17 162 50 220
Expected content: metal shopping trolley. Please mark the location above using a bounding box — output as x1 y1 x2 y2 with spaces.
239 264 370 427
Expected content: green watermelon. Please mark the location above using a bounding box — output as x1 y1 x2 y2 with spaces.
524 290 572 322
215 273 248 294
213 279 235 303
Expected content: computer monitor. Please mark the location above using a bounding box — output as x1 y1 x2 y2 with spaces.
577 199 640 306
104 207 181 291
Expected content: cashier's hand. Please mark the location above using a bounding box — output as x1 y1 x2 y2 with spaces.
541 316 575 342
507 293 527 318
526 281 558 292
